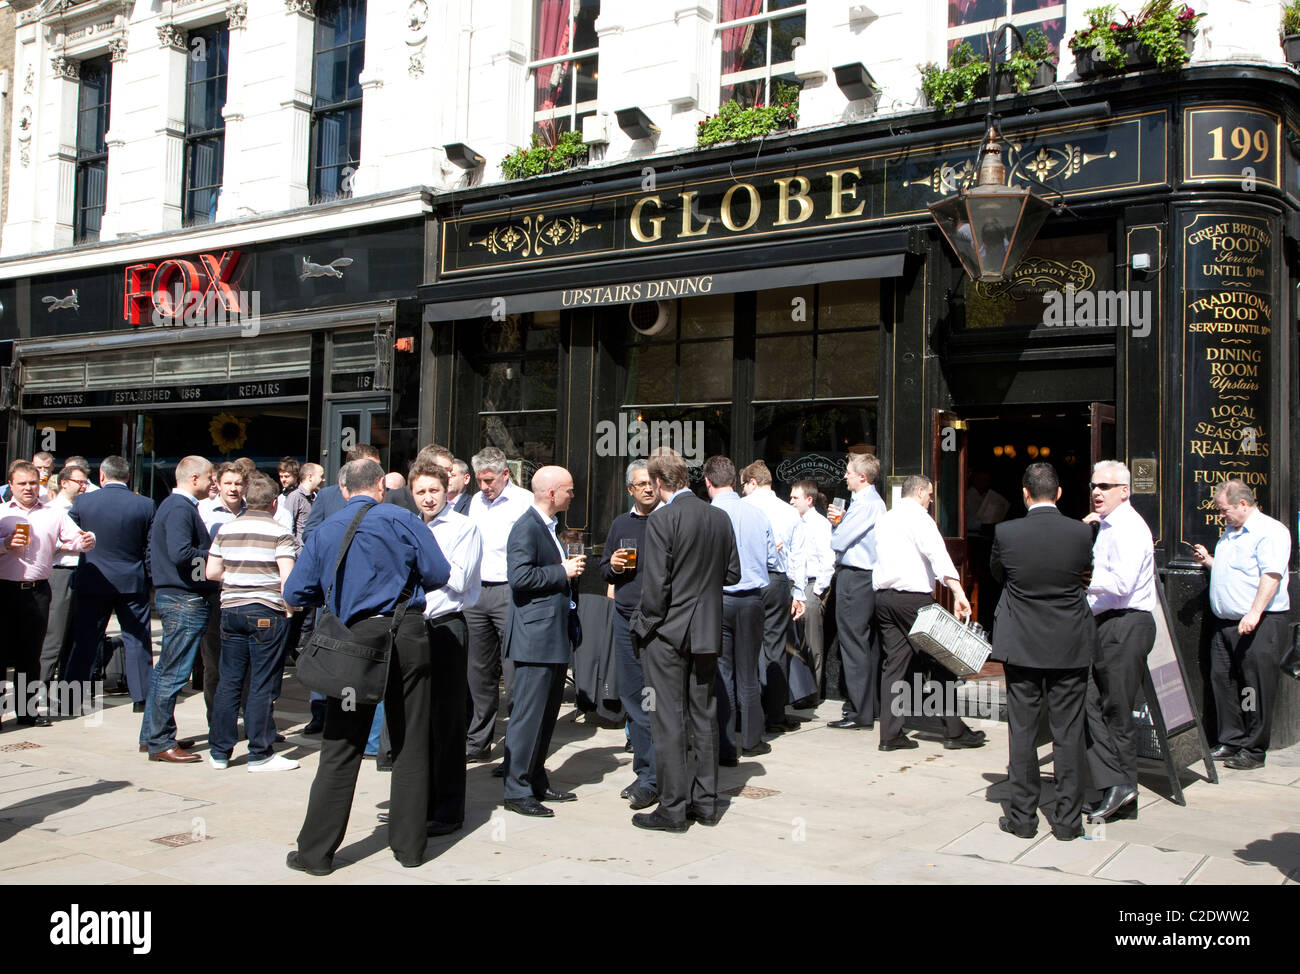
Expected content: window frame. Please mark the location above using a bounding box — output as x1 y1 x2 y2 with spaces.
716 0 807 109
527 0 600 142
181 22 230 226
946 0 1066 57
309 0 367 203
73 56 112 244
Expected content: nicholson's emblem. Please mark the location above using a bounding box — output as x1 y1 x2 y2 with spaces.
469 214 602 259
42 289 79 312
776 454 846 485
300 256 354 280
974 258 1096 301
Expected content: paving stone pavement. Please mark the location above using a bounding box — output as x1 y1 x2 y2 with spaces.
1 673 1298 885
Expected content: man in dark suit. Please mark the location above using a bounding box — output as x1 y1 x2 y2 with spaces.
64 456 156 711
630 451 740 832
500 465 586 817
450 459 472 515
990 462 1098 841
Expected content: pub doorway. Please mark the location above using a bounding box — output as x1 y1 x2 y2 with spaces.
934 401 1114 632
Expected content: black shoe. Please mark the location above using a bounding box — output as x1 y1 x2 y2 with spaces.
879 735 918 751
764 722 789 735
632 809 688 832
132 701 146 713
1210 743 1239 759
827 717 872 730
538 788 576 803
491 765 505 777
619 784 634 799
16 716 51 728
396 856 423 868
791 695 820 710
302 720 324 736
686 805 723 826
286 851 333 876
426 820 462 837
466 748 492 764
943 729 987 750
1052 824 1085 841
719 755 739 768
742 741 772 757
1224 752 1265 771
998 816 1037 839
504 797 554 817
1087 784 1139 823
627 785 659 810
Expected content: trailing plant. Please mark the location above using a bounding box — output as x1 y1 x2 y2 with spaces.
500 129 587 180
1133 0 1203 69
1285 0 1300 37
1069 5 1129 71
696 82 800 147
1004 28 1057 93
919 41 990 114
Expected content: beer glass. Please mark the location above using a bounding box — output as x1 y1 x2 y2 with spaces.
619 538 637 569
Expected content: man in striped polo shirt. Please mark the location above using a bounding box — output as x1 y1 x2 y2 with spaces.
205 473 298 771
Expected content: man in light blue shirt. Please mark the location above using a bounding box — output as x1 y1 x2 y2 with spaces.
827 452 887 730
706 456 774 765
1192 479 1292 770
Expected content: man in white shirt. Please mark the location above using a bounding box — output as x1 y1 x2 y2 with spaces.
39 464 90 692
872 475 984 752
197 461 246 725
464 446 534 761
398 459 483 836
1192 479 1292 770
740 460 809 733
1081 460 1157 821
790 480 833 705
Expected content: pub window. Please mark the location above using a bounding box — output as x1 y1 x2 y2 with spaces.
529 0 599 144
182 24 230 225
717 0 805 108
74 57 112 243
471 311 561 478
310 0 366 202
752 279 881 499
947 0 1066 55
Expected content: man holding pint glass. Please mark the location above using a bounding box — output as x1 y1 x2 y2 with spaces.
600 460 659 809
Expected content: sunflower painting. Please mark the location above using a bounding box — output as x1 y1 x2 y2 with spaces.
210 412 248 454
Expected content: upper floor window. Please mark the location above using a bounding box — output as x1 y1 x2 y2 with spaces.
529 0 599 144
718 0 805 107
74 57 111 243
310 0 366 202
183 24 229 225
948 0 1065 55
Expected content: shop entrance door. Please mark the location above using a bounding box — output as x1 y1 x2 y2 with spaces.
325 400 390 483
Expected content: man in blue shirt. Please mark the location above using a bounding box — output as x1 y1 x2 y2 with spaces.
285 458 450 875
706 455 775 765
1192 479 1292 771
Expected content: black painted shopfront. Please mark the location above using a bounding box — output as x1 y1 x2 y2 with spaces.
420 66 1300 746
0 216 427 503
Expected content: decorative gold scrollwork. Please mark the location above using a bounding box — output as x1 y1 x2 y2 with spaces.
469 213 602 259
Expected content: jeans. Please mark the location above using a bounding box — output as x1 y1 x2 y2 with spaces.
210 604 290 762
367 702 385 757
142 591 213 753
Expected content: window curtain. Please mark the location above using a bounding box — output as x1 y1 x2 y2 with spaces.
720 0 762 78
534 0 571 144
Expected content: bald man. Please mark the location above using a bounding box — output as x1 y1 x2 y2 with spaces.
500 465 586 817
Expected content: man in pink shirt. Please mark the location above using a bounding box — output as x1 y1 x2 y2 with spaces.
0 460 95 726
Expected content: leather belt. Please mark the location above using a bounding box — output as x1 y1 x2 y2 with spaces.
0 579 39 589
481 581 508 587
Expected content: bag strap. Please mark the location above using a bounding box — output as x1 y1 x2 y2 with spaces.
325 504 372 604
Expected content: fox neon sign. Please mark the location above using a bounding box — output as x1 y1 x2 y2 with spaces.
122 250 247 325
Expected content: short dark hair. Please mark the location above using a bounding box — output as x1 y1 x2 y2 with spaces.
8 460 37 482
278 457 300 479
215 461 245 484
408 459 449 489
648 453 688 491
702 455 736 489
244 473 280 511
791 479 818 499
100 455 130 483
1022 462 1059 502
344 444 381 464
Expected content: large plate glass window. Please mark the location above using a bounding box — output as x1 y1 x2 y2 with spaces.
74 57 111 243
717 0 804 108
183 23 229 225
947 0 1065 56
530 0 599 145
310 0 366 202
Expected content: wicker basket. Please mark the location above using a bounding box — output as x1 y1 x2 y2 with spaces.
908 603 992 679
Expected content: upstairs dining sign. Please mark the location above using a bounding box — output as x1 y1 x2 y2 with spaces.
439 109 1169 276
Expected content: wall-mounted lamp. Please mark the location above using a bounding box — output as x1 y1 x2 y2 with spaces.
833 62 877 101
444 143 485 169
616 107 659 141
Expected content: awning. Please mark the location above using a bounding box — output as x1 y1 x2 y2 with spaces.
423 253 905 322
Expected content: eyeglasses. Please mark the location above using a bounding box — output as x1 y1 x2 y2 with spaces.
1089 482 1125 491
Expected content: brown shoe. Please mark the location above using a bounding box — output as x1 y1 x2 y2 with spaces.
140 739 195 753
148 746 201 763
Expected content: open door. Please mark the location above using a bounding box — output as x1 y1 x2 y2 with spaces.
1090 402 1116 466
931 409 971 617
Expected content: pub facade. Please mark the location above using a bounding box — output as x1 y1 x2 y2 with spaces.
419 64 1300 745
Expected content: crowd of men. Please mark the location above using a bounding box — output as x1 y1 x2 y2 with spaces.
0 438 1289 866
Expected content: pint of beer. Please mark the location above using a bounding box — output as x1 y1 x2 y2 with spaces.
11 522 30 546
619 538 637 569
